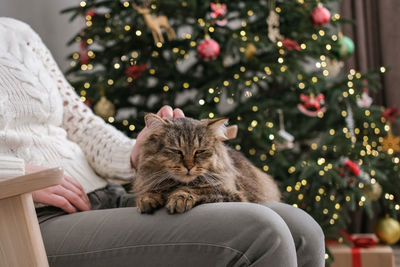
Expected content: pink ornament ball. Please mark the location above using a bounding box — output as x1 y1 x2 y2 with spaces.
197 39 220 60
311 6 331 26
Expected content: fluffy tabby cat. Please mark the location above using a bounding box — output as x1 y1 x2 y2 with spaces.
132 114 281 214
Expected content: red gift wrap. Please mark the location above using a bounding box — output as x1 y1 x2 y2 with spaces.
328 233 394 267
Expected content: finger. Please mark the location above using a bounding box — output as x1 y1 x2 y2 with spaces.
157 105 173 118
36 192 78 214
54 186 91 211
51 194 78 213
63 176 91 208
64 175 84 192
136 127 151 143
131 127 151 169
173 108 185 118
64 176 90 203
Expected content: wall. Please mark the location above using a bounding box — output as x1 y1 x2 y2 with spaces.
0 0 81 71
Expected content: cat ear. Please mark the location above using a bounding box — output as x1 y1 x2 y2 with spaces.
226 125 238 140
206 117 231 141
144 113 167 128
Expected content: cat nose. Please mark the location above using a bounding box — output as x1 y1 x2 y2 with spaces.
184 160 194 170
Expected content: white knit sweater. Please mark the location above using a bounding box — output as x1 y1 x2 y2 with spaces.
0 17 136 193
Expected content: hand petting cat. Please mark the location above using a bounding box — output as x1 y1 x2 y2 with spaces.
30 105 183 214
130 105 185 169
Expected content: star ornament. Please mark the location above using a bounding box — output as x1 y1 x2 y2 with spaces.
381 131 400 154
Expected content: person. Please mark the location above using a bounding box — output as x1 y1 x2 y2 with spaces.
0 17 325 267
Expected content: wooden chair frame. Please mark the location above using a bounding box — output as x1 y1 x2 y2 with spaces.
0 168 63 267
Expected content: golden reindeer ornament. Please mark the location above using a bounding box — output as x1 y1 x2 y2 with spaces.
132 0 176 45
266 0 283 43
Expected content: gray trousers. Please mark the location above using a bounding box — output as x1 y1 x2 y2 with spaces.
37 183 325 267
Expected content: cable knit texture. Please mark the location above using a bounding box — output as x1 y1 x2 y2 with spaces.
0 17 136 193
0 156 24 180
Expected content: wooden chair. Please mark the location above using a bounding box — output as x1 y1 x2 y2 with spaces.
0 168 63 267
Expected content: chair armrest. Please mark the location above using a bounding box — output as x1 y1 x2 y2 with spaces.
0 167 63 200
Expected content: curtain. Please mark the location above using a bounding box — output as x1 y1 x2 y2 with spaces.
341 0 400 233
341 0 400 122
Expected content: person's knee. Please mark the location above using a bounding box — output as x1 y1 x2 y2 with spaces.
264 202 325 267
292 208 324 252
293 209 325 267
196 202 293 242
194 203 297 266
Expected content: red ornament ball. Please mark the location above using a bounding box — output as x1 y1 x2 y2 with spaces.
79 40 90 65
79 50 90 65
84 98 92 108
86 10 96 18
197 38 220 60
311 5 331 26
79 42 90 65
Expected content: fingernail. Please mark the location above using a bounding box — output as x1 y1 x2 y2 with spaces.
164 106 173 117
174 108 185 118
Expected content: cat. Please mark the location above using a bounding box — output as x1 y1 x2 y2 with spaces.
132 113 281 214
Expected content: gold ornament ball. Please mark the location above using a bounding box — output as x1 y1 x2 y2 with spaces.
94 96 115 119
364 183 382 201
375 217 400 244
245 43 257 59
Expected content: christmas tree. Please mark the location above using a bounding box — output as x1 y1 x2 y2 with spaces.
63 0 400 255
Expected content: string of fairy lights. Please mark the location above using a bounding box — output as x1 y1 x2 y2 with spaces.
70 1 399 249
73 1 346 128
72 2 396 161
72 6 395 143
66 1 400 260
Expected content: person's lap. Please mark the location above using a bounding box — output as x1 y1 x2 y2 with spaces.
38 184 324 267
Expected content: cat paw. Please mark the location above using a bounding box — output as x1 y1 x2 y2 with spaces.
166 190 196 214
136 193 164 214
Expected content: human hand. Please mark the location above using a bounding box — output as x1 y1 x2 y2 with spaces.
27 164 91 213
130 105 185 169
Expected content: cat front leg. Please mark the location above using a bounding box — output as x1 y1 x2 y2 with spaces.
136 192 165 213
166 188 198 214
189 186 247 203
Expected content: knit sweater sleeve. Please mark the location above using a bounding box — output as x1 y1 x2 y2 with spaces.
0 155 25 181
32 33 136 180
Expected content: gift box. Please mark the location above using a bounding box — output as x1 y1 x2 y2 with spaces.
329 244 394 267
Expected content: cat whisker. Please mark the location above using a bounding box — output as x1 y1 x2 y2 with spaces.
201 174 223 198
149 172 175 190
135 169 175 194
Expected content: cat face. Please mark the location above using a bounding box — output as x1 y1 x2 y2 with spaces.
142 115 230 183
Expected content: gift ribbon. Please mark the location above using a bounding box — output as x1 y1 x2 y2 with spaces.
326 230 379 267
342 230 378 267
339 229 378 248
351 247 361 267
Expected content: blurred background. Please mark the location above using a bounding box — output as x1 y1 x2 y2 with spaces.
1 0 400 266
0 0 80 71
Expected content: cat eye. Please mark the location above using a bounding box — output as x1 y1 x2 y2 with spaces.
195 150 206 155
166 148 183 156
